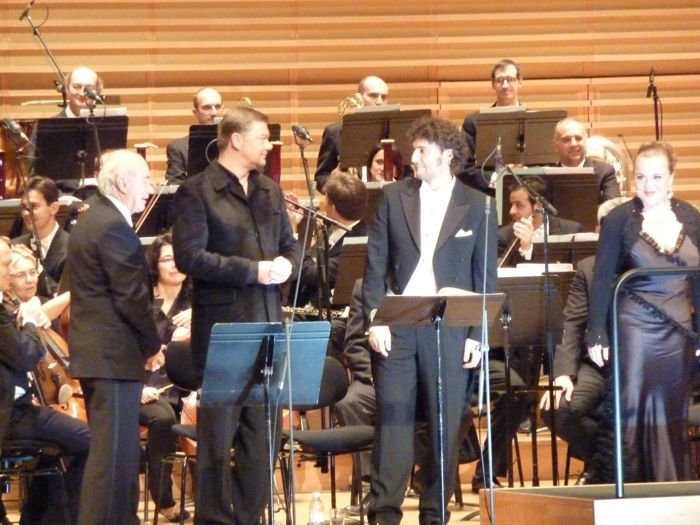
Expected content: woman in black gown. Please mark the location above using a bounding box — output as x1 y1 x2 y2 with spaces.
586 141 700 482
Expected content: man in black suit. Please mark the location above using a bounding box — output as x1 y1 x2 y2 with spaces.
165 87 224 184
0 238 90 525
172 106 300 525
54 66 103 119
460 58 524 193
66 149 162 525
363 117 497 525
497 176 584 267
552 117 620 203
12 176 69 297
315 76 389 192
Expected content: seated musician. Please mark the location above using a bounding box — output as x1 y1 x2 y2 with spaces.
12 176 69 298
498 175 584 267
552 117 620 204
165 87 224 184
142 232 192 523
366 143 405 183
315 76 389 192
55 66 104 119
0 238 89 525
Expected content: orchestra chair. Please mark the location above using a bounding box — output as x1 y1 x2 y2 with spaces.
153 341 200 525
279 356 374 525
0 439 71 524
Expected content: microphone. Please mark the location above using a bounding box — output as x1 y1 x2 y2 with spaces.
488 136 505 189
646 67 656 98
83 86 104 105
1 118 30 143
18 0 35 21
292 125 313 142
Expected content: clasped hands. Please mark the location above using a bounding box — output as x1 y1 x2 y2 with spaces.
257 256 292 285
367 325 482 368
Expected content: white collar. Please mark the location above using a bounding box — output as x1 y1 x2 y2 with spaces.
104 194 133 226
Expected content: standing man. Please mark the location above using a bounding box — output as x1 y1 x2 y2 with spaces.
363 117 497 524
66 149 162 525
172 106 300 525
12 176 69 297
315 76 389 191
552 117 620 203
460 59 523 193
165 87 224 184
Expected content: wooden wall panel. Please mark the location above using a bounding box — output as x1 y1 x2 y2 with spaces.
1 0 699 201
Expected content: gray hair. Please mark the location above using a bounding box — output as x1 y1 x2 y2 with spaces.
98 149 148 197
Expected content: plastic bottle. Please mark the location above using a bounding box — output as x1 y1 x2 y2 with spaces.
308 491 326 525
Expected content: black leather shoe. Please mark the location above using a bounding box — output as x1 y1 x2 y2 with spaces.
471 476 503 494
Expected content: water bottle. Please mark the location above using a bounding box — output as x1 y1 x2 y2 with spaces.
308 491 326 525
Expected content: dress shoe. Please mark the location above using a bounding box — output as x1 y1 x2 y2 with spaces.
470 476 503 494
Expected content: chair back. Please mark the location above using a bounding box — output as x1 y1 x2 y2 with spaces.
293 356 349 412
165 341 201 391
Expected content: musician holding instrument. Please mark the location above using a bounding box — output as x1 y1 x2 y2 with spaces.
12 176 69 298
141 232 192 523
165 87 224 184
0 238 90 525
315 76 389 192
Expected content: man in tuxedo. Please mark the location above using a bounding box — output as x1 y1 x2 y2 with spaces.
498 175 584 266
54 66 103 118
553 117 620 203
12 176 68 297
165 87 224 184
315 76 389 192
460 58 523 193
66 149 162 525
363 117 497 524
172 106 300 525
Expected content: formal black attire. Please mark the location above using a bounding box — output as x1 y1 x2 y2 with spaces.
586 197 700 482
172 161 300 525
362 177 497 525
165 136 189 184
0 304 90 525
66 193 161 525
541 256 605 466
497 215 584 266
314 121 341 192
12 227 70 297
581 158 619 204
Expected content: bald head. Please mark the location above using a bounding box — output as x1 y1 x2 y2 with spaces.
357 76 389 106
193 87 223 124
553 118 588 167
66 66 101 116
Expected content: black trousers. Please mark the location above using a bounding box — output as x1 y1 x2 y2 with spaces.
139 396 178 508
78 379 142 525
368 326 470 525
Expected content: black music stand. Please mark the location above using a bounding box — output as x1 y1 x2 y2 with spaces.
201 320 330 525
186 123 281 178
372 292 505 525
33 116 129 184
475 109 566 168
340 108 430 174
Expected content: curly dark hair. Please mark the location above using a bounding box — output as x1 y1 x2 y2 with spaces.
406 117 469 175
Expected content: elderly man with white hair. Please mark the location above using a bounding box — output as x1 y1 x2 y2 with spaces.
66 149 163 525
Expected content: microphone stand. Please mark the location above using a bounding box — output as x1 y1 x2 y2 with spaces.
507 169 560 486
649 81 662 141
19 4 68 109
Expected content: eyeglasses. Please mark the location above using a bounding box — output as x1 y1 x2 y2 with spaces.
493 76 519 86
10 269 39 280
158 256 176 264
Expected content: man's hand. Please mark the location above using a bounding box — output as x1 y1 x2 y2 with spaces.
539 375 574 411
463 338 482 368
141 386 159 404
269 256 292 284
368 325 391 357
588 344 609 368
513 215 534 252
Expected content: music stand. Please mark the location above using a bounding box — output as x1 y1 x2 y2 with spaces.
531 236 598 267
475 109 566 168
33 116 129 182
186 123 281 177
340 108 431 174
372 293 505 525
201 320 330 525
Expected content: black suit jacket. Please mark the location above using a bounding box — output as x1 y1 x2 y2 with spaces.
362 177 498 339
314 121 342 192
553 256 595 378
342 278 372 384
165 136 189 184
584 157 620 203
13 227 70 296
497 215 584 266
66 194 160 380
172 161 301 371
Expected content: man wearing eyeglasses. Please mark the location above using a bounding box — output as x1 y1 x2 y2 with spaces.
165 87 225 184
460 59 524 193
